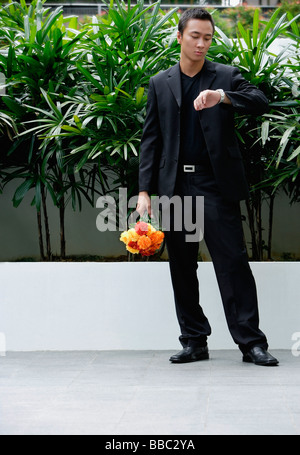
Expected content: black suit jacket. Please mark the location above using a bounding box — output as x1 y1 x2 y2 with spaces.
139 59 269 201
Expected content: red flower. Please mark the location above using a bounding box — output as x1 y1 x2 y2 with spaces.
128 241 138 250
135 221 149 236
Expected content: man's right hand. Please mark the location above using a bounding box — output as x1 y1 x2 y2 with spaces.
136 191 152 218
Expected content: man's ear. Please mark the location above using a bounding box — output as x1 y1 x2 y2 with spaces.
177 31 182 45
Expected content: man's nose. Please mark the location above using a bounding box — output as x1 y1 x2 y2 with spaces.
196 38 205 48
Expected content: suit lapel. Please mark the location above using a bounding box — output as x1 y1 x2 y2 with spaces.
167 63 182 107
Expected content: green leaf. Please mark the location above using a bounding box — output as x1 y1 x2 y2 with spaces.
6 46 15 79
261 121 269 146
289 16 299 36
2 97 26 117
135 86 144 105
153 6 179 32
13 178 35 207
287 145 300 162
35 179 41 211
60 125 82 134
40 88 63 120
276 126 296 167
76 63 103 92
67 16 78 31
252 8 259 48
215 26 232 50
40 7 63 42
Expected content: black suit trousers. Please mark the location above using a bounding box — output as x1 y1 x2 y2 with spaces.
164 167 268 354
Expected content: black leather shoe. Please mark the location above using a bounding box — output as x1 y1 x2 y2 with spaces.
169 346 209 364
243 346 279 366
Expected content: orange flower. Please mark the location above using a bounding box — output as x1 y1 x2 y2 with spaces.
137 235 152 251
149 230 164 245
148 231 164 251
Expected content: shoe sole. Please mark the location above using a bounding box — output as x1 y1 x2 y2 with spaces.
243 356 279 366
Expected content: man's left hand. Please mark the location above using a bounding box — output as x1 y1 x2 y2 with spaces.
194 89 227 111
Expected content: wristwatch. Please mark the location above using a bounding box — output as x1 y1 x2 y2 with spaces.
216 89 225 104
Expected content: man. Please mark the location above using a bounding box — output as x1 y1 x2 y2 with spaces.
137 8 278 366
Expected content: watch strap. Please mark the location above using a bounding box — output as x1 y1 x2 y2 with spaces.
216 89 225 104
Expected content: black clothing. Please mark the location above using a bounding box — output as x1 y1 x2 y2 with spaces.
139 59 269 352
179 70 209 166
164 169 268 354
139 60 269 201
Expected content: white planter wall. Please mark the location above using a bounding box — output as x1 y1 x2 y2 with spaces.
0 262 299 352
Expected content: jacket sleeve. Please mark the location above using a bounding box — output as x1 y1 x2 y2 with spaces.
139 78 162 194
225 67 269 115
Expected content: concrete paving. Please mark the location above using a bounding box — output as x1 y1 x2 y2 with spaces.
0 350 299 435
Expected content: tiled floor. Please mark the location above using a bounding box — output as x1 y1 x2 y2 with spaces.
0 350 299 435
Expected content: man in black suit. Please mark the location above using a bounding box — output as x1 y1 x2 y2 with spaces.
137 8 278 366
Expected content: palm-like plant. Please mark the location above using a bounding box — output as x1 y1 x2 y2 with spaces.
0 110 17 193
208 8 300 260
18 0 180 229
54 0 179 192
1 1 299 262
0 0 179 260
0 0 102 259
259 106 300 203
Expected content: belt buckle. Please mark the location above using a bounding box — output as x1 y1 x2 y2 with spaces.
184 165 195 173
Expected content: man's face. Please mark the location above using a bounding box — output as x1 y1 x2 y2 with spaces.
177 19 213 64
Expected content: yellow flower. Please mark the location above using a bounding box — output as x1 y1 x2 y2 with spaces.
146 223 157 236
120 229 139 245
127 229 139 242
120 231 129 244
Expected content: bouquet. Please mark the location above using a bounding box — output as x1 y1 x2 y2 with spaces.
120 221 164 257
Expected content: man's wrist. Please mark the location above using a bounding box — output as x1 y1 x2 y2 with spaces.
216 89 225 104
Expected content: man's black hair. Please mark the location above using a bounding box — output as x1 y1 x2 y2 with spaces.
178 8 215 35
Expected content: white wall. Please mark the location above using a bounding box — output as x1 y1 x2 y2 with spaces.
0 262 299 352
